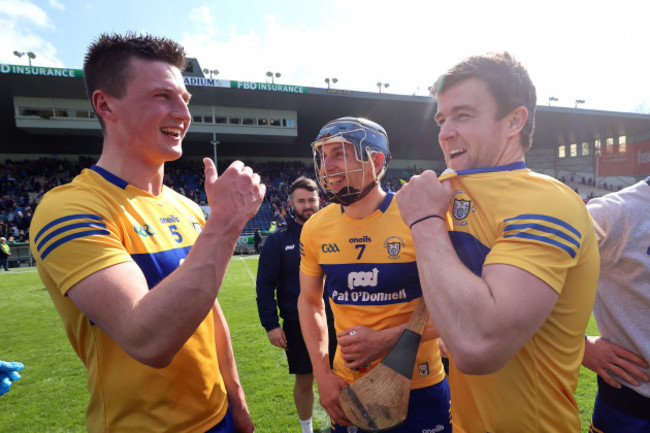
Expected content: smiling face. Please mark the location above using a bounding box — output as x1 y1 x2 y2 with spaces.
317 138 370 194
313 136 386 206
435 78 524 171
103 57 192 166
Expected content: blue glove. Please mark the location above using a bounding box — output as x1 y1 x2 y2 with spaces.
0 361 24 396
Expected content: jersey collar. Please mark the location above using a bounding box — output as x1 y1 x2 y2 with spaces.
90 165 128 189
339 189 394 215
441 161 528 180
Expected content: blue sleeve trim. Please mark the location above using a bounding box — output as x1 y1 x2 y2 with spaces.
503 222 581 249
36 221 107 253
503 213 582 239
34 214 104 244
504 232 577 258
40 229 111 260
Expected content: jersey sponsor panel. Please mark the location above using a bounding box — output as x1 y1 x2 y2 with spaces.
322 261 421 306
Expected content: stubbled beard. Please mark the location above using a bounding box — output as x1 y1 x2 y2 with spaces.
294 209 315 223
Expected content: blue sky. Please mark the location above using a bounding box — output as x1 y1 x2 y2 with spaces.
2 0 650 113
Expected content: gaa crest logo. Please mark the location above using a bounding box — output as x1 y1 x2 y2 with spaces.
453 199 471 220
384 236 405 260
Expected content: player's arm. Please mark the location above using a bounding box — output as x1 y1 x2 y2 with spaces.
338 307 438 370
298 270 350 426
213 300 254 433
397 171 558 374
68 160 265 368
255 235 286 348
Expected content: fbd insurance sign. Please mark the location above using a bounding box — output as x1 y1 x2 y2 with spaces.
1 64 83 78
184 76 307 94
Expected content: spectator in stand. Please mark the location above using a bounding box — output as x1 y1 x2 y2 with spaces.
17 230 28 243
0 220 9 239
23 208 33 229
583 177 650 432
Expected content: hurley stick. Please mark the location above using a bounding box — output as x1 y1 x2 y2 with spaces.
339 298 429 431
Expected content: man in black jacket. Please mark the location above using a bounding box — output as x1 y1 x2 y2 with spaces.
256 176 335 433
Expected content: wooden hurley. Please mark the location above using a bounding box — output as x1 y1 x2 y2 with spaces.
339 298 429 431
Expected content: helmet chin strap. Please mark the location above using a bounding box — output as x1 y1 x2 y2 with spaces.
326 180 377 206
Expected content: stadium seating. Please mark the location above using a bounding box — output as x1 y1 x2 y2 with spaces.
242 202 274 235
0 156 624 258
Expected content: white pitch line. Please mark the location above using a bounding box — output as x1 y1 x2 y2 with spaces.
234 256 257 286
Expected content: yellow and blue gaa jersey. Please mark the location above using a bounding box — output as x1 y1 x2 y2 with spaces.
300 191 445 389
29 165 228 433
441 162 599 433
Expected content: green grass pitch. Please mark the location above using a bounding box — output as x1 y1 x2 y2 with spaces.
0 259 597 432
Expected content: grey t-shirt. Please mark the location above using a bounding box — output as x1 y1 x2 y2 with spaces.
587 179 650 397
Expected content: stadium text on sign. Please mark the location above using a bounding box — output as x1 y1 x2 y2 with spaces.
183 77 307 94
0 64 82 78
235 81 306 94
183 77 231 88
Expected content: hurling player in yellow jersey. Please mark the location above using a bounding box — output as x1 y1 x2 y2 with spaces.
298 117 450 432
29 33 264 433
397 52 600 432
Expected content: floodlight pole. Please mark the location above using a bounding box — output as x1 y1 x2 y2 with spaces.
210 132 219 170
594 150 600 188
203 68 219 78
13 50 36 66
266 71 281 84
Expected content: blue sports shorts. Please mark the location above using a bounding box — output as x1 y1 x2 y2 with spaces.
590 377 650 433
205 406 235 433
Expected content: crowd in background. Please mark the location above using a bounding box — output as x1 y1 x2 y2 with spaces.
0 157 314 243
4 155 617 245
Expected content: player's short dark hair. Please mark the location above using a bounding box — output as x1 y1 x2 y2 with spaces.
83 32 187 129
433 52 537 151
290 176 318 198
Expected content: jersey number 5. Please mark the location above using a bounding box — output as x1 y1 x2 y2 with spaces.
169 225 183 243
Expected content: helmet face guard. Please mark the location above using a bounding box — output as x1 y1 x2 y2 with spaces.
311 117 391 206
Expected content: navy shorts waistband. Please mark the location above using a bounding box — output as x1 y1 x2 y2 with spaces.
597 375 650 421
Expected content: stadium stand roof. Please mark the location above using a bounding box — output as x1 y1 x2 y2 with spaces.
3 60 650 167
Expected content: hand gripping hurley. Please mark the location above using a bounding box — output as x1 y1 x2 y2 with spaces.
339 298 429 431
